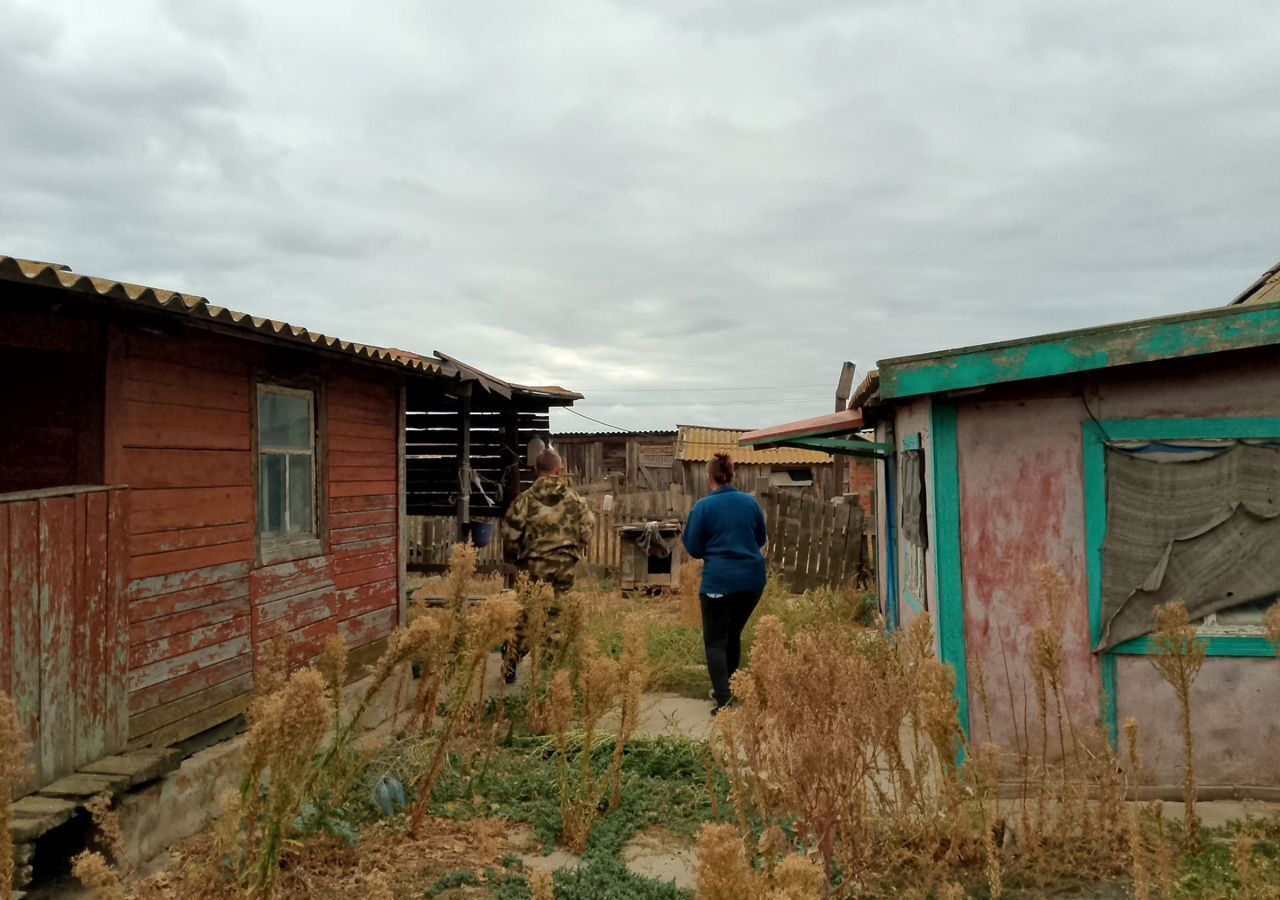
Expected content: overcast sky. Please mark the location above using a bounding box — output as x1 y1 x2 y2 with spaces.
4 1 1279 431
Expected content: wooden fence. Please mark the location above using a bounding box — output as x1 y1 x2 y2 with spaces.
580 488 867 591
1 485 130 797
758 491 866 592
406 516 503 569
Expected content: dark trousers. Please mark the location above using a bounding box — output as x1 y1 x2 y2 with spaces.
700 590 763 707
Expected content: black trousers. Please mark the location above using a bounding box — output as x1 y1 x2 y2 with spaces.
700 590 763 707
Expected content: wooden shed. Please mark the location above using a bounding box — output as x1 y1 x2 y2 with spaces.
674 424 837 501
0 255 577 798
552 431 677 492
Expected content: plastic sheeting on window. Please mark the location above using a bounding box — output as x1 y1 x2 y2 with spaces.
1098 441 1280 649
899 449 928 549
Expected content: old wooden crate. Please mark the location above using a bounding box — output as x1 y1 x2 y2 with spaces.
617 521 684 590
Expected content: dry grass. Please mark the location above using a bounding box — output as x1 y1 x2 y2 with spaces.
1149 600 1206 852
0 692 28 895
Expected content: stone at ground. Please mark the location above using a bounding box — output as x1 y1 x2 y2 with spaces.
9 796 78 843
602 691 717 742
622 828 697 891
79 749 182 787
507 823 582 874
39 772 132 799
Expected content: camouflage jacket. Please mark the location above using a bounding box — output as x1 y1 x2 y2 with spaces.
500 477 595 581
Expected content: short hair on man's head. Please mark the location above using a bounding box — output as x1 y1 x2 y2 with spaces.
535 448 563 475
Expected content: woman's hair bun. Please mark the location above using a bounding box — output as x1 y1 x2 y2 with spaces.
708 452 735 485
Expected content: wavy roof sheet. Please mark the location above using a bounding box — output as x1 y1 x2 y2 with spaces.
0 255 580 403
675 425 833 465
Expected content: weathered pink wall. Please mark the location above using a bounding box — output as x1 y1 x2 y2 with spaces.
948 348 1280 787
955 396 1099 753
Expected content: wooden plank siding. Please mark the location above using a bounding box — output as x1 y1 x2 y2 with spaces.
0 486 129 797
107 325 405 749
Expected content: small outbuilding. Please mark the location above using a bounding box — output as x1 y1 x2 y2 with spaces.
0 255 577 802
745 272 1280 793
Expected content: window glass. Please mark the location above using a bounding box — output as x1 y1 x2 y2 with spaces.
260 453 286 535
259 392 312 450
257 386 316 542
287 454 314 535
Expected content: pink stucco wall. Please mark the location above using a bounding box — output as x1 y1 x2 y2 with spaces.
943 349 1280 788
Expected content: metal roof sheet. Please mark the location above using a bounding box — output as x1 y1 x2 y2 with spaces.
739 409 864 447
674 425 833 465
0 255 580 402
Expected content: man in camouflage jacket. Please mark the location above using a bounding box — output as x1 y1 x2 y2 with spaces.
500 448 594 680
501 448 594 591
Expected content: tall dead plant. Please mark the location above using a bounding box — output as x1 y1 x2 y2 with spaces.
1148 601 1206 852
1 693 29 896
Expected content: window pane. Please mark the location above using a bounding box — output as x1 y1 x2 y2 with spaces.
260 453 286 536
259 391 312 449
287 454 314 535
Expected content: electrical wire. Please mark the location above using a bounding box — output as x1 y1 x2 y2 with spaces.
577 397 828 407
571 383 832 393
561 407 630 432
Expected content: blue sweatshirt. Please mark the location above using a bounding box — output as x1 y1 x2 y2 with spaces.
682 486 768 596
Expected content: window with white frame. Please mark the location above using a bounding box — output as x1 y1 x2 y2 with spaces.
257 385 316 541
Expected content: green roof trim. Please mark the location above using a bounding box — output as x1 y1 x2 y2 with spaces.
763 436 891 459
878 300 1280 401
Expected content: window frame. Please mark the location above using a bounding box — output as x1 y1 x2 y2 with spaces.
254 379 325 565
1084 416 1280 739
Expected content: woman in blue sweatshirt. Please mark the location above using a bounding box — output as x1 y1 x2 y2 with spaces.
682 452 767 713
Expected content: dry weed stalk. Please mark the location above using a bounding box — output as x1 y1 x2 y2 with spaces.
72 851 127 900
529 867 557 900
712 613 974 892
694 824 823 900
675 558 704 628
558 643 621 852
1265 602 1280 653
411 596 520 828
1 693 30 896
239 666 331 895
609 615 652 810
1148 601 1206 851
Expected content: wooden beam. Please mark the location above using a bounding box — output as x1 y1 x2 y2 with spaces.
879 299 1280 400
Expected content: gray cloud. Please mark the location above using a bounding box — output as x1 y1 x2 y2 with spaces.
2 0 1279 431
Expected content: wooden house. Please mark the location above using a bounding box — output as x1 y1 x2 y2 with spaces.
674 425 836 501
744 274 1280 792
0 255 577 799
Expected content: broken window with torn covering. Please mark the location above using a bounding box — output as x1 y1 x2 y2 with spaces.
1097 438 1280 649
899 448 928 607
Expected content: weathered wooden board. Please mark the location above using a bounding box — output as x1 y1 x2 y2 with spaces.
1 488 129 797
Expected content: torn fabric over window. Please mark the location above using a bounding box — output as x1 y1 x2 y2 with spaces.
899 449 928 549
1098 441 1280 649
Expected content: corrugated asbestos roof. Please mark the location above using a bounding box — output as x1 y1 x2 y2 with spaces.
1229 260 1280 306
675 425 833 465
0 256 580 402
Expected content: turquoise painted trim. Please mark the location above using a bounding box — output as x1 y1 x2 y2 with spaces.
902 432 921 451
930 402 970 740
885 444 901 632
771 436 891 458
879 301 1280 400
1083 415 1280 742
902 586 923 614
1112 635 1278 657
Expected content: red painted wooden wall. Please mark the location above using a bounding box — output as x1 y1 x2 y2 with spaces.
0 486 129 798
108 324 402 749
